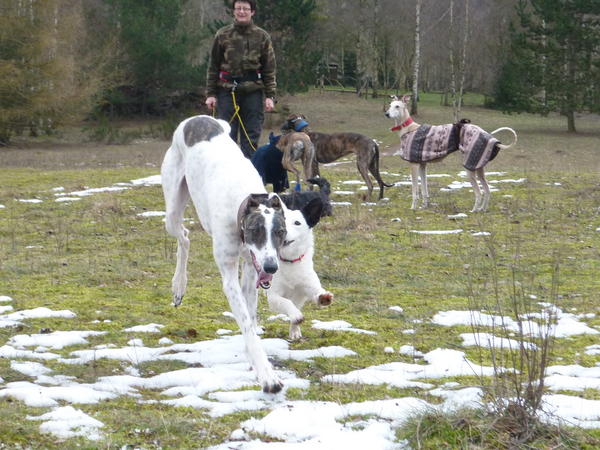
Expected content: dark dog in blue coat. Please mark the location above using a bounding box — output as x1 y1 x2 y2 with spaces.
251 132 289 193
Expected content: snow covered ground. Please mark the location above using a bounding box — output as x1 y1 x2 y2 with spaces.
2 173 600 447
2 294 600 447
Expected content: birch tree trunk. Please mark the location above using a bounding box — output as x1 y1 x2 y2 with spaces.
411 0 420 115
449 0 457 115
456 0 469 121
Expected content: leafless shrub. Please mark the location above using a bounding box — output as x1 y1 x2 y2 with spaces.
464 233 558 447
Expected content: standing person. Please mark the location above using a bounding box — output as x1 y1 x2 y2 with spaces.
205 0 276 158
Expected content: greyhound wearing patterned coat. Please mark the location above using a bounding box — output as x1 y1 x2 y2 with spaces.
385 95 517 212
161 115 287 393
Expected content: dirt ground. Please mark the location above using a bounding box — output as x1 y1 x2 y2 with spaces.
1 92 599 174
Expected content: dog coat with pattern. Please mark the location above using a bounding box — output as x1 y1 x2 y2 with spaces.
398 123 500 171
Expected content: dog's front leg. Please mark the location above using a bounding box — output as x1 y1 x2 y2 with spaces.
267 292 304 340
419 163 429 207
241 254 259 331
217 255 282 393
409 163 420 209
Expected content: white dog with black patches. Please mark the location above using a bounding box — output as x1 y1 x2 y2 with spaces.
268 198 333 340
161 115 286 393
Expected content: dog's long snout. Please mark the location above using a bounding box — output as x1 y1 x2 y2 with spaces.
263 257 279 274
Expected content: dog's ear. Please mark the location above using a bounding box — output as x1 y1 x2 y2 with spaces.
301 197 324 228
401 94 412 104
246 193 268 210
267 194 283 210
390 95 399 101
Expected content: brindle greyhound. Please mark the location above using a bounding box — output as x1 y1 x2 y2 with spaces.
281 114 393 200
161 115 287 393
276 131 316 191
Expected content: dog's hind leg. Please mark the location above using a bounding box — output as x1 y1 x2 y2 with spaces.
216 249 283 393
467 169 483 212
356 153 375 200
477 168 491 211
302 141 316 191
368 145 393 200
162 147 191 307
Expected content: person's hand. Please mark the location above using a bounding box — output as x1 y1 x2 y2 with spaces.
264 97 275 112
205 96 217 110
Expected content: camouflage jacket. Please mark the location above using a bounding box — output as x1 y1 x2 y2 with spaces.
206 21 276 98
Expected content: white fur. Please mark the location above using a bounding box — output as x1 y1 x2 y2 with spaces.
161 115 283 393
385 96 517 212
267 206 333 340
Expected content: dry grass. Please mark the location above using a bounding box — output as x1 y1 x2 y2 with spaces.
1 90 600 448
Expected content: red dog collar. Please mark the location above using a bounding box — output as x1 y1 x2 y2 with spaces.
390 118 414 132
280 253 305 263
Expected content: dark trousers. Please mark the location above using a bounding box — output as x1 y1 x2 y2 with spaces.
217 89 264 158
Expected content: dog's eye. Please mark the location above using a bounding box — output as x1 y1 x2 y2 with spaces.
294 220 301 226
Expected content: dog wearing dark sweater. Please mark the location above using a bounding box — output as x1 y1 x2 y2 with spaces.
251 133 289 193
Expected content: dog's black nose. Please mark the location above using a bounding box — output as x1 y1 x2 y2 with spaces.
263 258 278 274
385 112 390 118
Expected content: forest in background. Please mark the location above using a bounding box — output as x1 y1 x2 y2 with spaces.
0 0 599 144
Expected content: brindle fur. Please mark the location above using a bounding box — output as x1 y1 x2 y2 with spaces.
276 131 315 190
282 114 392 200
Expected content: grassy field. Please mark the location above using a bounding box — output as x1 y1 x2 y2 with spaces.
1 90 600 448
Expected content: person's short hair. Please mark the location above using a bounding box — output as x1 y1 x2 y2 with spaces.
233 0 256 11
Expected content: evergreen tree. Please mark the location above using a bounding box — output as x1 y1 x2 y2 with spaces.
104 0 206 115
250 0 320 93
494 0 600 132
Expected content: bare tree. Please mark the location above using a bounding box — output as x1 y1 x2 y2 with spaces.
0 0 113 144
411 0 421 114
455 0 470 121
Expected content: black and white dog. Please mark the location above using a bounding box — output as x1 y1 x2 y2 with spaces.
161 115 286 393
268 198 333 340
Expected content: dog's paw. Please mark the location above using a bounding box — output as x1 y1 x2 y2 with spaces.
289 324 303 340
318 292 334 306
172 295 184 307
262 379 284 394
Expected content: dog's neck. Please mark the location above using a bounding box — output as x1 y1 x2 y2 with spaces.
278 234 313 264
391 115 420 137
280 253 305 263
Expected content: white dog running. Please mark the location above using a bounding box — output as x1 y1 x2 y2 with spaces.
161 115 287 393
267 199 333 340
386 95 517 212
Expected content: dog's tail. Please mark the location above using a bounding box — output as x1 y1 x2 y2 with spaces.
307 177 331 196
372 142 394 188
491 127 518 150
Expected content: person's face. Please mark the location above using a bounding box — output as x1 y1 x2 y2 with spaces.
233 1 254 24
